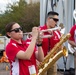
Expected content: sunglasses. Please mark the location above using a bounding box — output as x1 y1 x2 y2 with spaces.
10 27 23 33
50 17 59 22
52 18 59 22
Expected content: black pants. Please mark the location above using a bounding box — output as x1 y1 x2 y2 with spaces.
64 68 75 75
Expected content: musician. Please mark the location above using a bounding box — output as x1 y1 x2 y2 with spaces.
39 11 61 75
5 22 44 75
68 24 76 75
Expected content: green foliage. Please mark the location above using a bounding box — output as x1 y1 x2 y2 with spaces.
0 0 40 35
21 3 40 32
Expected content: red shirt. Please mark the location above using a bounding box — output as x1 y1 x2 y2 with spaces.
69 24 76 42
40 25 61 56
5 39 37 75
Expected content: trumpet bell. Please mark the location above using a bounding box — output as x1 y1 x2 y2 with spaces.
73 9 76 22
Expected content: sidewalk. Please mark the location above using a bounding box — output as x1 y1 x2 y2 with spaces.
0 63 64 75
0 62 75 75
0 63 10 75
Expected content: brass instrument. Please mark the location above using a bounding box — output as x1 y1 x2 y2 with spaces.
73 9 76 22
23 27 61 34
22 27 61 38
38 33 71 75
68 43 76 54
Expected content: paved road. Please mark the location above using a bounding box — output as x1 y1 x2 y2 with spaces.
0 61 75 75
0 63 64 75
0 63 10 75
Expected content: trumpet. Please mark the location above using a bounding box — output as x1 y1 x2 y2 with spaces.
22 27 61 38
40 27 61 32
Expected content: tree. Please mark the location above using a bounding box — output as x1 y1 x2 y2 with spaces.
20 2 40 32
0 0 40 35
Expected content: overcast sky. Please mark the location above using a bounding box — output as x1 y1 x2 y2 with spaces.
0 0 19 13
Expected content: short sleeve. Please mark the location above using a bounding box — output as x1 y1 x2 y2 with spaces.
69 26 75 41
6 43 20 61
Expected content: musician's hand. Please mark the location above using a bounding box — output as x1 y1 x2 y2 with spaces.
47 30 53 35
71 45 75 48
32 27 39 39
36 30 43 44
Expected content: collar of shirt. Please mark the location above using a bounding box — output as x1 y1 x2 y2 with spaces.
10 39 26 45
